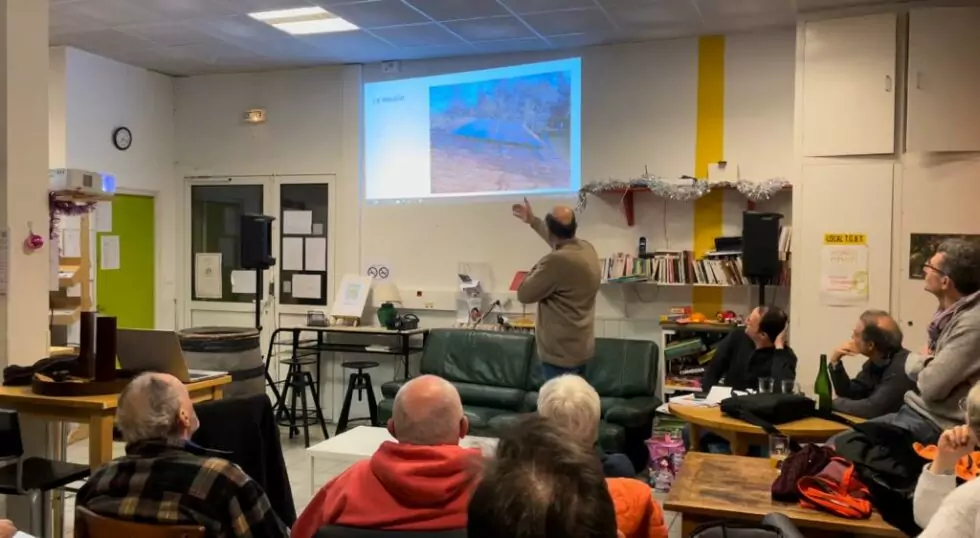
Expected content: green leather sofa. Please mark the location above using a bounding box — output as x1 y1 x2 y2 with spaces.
378 328 660 468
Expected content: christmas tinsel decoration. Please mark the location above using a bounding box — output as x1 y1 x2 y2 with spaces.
49 192 97 239
576 176 791 212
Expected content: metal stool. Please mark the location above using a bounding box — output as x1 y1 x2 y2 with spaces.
277 355 329 448
336 361 380 434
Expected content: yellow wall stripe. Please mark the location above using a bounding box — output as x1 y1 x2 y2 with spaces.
692 35 726 316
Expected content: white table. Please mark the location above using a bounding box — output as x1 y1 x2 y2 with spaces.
306 426 497 494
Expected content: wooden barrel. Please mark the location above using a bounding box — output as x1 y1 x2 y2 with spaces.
178 327 264 398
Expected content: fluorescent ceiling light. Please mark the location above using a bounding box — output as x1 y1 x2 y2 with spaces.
248 6 358 35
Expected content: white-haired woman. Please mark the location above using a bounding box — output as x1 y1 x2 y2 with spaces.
914 382 980 537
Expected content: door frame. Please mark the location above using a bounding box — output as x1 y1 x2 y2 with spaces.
179 174 337 347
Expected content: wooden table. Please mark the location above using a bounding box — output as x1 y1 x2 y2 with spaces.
666 453 903 537
669 403 860 455
0 375 231 469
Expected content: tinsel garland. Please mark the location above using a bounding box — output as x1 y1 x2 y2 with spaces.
576 176 791 212
49 192 96 239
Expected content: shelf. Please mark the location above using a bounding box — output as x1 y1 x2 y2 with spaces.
50 309 80 326
590 184 793 227
660 322 737 333
602 279 785 288
664 383 700 394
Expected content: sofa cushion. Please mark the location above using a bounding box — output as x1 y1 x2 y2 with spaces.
455 382 525 411
380 380 404 399
422 329 533 389
462 405 511 431
586 338 657 397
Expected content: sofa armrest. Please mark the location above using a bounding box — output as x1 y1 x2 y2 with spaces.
603 396 660 428
380 380 407 399
761 513 805 538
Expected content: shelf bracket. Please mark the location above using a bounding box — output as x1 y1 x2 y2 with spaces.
622 189 636 226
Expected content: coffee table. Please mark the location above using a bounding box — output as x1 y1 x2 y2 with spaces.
666 453 903 537
306 426 497 494
669 404 861 455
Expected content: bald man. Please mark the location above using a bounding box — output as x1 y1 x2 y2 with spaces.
829 310 916 419
512 198 601 380
77 373 288 537
292 375 481 538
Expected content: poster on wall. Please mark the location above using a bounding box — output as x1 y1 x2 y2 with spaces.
194 253 223 299
820 233 869 306
909 233 980 280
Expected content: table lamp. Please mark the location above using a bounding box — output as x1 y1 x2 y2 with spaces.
374 282 402 328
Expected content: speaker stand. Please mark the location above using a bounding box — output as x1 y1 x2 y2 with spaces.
253 268 263 331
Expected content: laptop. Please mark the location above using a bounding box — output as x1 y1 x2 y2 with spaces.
116 328 227 383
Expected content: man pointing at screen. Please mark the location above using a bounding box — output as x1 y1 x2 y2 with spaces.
512 198 601 380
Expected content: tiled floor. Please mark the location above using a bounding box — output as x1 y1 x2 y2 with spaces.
59 426 683 537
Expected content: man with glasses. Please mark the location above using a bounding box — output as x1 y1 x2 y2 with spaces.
855 239 980 445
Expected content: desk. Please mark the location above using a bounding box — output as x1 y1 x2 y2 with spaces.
667 453 903 537
0 375 230 470
669 404 860 455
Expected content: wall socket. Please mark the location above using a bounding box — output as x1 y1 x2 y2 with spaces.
381 60 400 74
424 302 434 309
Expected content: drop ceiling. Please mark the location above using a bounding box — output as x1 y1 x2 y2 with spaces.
49 0 900 76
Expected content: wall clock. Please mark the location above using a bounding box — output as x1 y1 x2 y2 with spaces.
112 126 132 151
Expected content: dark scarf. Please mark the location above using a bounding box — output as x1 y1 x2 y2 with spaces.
928 290 980 351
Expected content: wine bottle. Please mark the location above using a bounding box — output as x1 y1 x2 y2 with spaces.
814 354 833 411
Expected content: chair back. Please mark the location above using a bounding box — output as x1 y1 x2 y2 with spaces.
316 526 467 538
75 506 206 538
0 410 24 459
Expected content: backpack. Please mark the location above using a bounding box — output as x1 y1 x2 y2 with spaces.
688 513 803 537
720 393 855 441
797 457 872 519
771 444 837 502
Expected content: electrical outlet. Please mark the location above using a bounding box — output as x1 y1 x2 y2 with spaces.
381 60 400 74
424 302 434 309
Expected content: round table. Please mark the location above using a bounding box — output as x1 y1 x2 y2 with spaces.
668 403 862 455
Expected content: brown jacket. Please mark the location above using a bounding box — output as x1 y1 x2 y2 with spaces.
517 216 601 368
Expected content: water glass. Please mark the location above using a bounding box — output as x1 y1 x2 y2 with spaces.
769 435 791 471
758 377 775 393
780 379 800 394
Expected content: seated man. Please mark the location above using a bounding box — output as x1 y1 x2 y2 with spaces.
828 309 915 418
537 374 635 478
292 375 481 538
701 306 795 392
468 415 620 538
76 373 288 538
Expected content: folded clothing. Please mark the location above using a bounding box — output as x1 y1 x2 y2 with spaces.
913 443 980 482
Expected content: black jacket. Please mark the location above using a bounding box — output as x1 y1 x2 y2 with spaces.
830 348 916 419
192 394 297 525
701 327 798 392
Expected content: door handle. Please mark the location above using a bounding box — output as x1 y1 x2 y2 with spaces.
884 75 892 93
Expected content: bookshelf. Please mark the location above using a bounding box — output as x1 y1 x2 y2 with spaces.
659 322 737 400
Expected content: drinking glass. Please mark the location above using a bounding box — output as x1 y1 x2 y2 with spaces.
758 377 775 393
769 435 791 471
780 379 799 394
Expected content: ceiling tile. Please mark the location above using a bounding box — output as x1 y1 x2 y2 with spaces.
547 31 615 49
301 30 397 61
444 16 535 42
602 0 701 29
371 22 468 47
696 0 793 21
473 37 553 54
55 0 166 27
50 3 112 35
53 28 159 54
190 15 290 42
497 0 596 14
521 7 616 37
325 0 430 28
395 42 477 60
116 22 214 47
403 0 509 21
795 0 894 10
226 0 317 13
127 0 240 19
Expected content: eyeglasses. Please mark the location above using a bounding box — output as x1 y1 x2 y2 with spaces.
961 397 968 412
924 263 947 276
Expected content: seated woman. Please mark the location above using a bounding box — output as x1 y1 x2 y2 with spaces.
913 383 980 537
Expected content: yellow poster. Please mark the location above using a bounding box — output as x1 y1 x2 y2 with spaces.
821 233 869 306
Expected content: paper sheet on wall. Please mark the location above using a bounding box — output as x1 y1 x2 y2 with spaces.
283 210 312 235
304 237 326 271
231 270 257 294
100 235 121 270
61 229 81 258
291 274 321 300
282 237 304 271
820 233 869 306
195 253 223 299
95 201 112 232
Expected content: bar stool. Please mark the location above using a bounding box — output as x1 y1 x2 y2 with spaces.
277 355 329 448
336 361 380 434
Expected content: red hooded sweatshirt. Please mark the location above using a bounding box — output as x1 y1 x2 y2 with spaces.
292 441 482 538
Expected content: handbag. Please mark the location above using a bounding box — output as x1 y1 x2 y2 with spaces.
720 393 855 437
689 513 805 538
797 457 872 519
771 444 837 501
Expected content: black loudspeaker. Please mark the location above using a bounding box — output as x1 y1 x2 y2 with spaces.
742 211 783 279
240 214 276 270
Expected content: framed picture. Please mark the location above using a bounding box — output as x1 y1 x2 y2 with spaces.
330 274 373 318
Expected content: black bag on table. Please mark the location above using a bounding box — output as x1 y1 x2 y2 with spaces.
720 393 855 435
689 514 805 538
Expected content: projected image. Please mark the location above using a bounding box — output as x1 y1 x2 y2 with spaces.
428 71 573 195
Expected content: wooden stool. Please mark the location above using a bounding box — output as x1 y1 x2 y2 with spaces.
336 361 380 434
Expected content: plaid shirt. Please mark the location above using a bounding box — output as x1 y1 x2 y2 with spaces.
76 438 290 538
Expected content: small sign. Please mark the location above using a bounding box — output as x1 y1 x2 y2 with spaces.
824 233 866 245
365 264 391 280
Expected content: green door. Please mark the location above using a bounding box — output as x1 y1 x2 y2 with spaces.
96 194 155 328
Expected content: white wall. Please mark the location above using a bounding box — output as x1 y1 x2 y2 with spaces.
52 47 178 330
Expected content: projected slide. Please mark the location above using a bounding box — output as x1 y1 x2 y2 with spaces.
364 58 581 202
